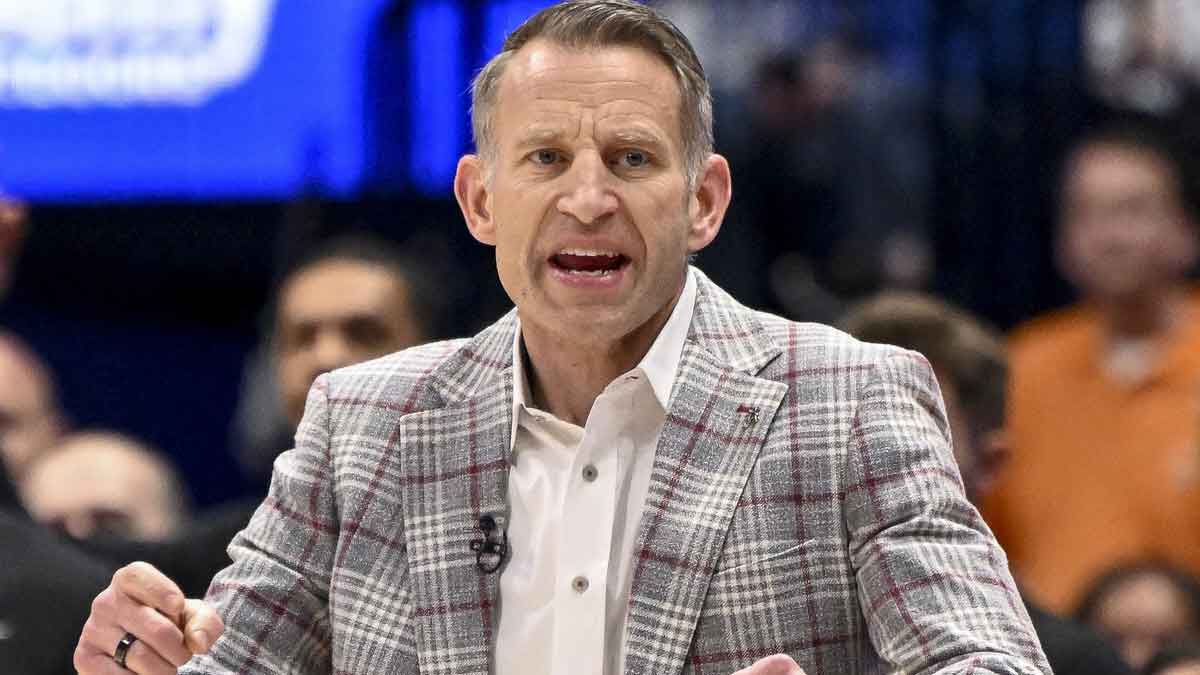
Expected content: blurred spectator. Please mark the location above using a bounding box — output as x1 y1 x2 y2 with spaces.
59 235 439 597
0 332 63 483
0 192 27 302
233 233 433 479
841 293 1007 503
1084 0 1200 115
1 447 113 675
984 116 1200 614
843 292 1131 675
1144 642 1200 675
20 431 189 541
1077 562 1200 670
0 509 111 675
732 34 931 318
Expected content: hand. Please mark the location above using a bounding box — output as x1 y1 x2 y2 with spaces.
731 654 807 675
74 562 225 675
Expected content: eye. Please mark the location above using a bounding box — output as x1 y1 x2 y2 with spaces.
617 150 650 168
531 149 563 166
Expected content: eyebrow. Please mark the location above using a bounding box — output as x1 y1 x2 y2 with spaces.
514 127 569 148
608 128 668 149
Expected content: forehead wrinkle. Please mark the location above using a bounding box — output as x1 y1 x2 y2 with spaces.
513 102 674 146
523 81 675 111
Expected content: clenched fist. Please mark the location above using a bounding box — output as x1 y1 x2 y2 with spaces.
74 562 224 675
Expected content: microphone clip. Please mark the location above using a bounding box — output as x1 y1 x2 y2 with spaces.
470 512 508 574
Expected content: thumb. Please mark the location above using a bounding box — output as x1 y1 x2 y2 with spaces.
182 598 225 654
744 654 806 675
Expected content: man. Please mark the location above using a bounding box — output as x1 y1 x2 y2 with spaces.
74 3 1047 674
0 332 63 486
74 234 433 597
271 234 430 435
983 118 1200 614
21 431 189 541
234 233 433 481
842 292 1131 675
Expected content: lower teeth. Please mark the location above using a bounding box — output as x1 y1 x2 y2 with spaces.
566 268 613 277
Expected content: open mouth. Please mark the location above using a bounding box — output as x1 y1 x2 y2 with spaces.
549 249 630 277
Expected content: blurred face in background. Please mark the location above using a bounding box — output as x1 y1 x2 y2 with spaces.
274 258 422 427
0 194 27 301
0 335 61 482
928 370 1007 505
21 432 185 541
1088 570 1200 669
1058 142 1197 303
458 41 725 348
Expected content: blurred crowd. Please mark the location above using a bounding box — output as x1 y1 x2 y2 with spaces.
3 1 1200 674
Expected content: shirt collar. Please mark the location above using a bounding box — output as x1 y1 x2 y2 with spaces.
510 268 698 441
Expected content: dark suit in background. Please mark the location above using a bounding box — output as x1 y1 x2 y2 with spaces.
0 510 111 675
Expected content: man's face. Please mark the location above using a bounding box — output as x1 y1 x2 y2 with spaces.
275 259 421 427
1059 143 1197 302
21 435 179 541
0 338 60 481
460 41 724 346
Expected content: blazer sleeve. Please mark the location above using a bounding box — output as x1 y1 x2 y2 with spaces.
843 349 1049 675
182 374 339 674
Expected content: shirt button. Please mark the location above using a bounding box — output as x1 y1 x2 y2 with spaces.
581 464 598 482
571 575 589 594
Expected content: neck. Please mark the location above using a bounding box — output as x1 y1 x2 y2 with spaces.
1097 286 1188 342
521 285 685 427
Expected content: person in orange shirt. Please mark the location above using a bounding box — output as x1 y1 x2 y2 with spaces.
985 115 1200 614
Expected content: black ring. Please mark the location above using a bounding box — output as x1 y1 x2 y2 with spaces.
113 632 138 668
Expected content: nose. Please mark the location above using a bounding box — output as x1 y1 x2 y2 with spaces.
312 330 356 374
557 151 618 225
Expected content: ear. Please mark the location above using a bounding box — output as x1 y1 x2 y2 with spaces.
455 155 496 246
686 154 732 254
972 428 1011 502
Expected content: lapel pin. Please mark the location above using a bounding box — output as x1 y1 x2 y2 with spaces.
737 404 760 428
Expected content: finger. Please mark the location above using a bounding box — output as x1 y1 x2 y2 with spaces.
115 602 192 667
113 562 186 623
80 615 188 673
740 654 806 675
182 598 224 654
74 649 135 675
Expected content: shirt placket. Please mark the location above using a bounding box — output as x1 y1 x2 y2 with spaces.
550 386 624 675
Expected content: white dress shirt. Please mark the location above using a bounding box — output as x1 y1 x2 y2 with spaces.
495 270 697 675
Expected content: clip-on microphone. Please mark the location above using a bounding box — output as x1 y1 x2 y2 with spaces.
470 512 508 574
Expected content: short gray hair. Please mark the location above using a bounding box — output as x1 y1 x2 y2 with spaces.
470 0 713 185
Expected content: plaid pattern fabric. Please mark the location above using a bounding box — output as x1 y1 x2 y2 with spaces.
182 269 1048 675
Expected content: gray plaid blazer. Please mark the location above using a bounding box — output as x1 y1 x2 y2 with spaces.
184 269 1048 675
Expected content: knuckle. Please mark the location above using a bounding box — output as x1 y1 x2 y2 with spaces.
147 621 179 646
79 616 97 642
118 561 152 587
113 563 133 584
90 589 113 617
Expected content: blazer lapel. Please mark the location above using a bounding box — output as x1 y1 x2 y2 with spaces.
624 271 788 675
396 313 516 675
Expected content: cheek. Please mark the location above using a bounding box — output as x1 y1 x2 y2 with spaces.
278 354 312 388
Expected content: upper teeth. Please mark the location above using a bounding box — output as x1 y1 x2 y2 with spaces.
559 248 618 257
